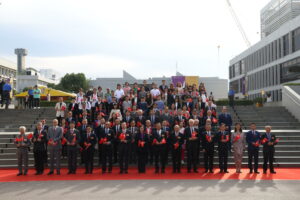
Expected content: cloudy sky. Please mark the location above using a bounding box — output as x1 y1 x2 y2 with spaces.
0 0 270 80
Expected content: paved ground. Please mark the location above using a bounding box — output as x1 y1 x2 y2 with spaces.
0 179 299 200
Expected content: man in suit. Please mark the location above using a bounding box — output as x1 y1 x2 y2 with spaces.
261 125 278 174
81 126 97 174
123 110 132 125
202 123 216 173
246 123 261 174
160 107 174 127
148 109 160 126
47 119 63 175
170 125 184 173
32 122 47 175
65 121 81 174
135 110 146 127
218 106 233 149
152 122 168 173
217 123 230 173
112 118 121 164
128 120 138 164
118 122 131 174
78 119 88 164
185 119 200 173
175 109 186 125
68 99 78 119
14 126 31 176
100 122 115 173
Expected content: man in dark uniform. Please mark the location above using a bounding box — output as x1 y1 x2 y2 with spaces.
65 121 81 174
261 125 278 174
218 106 233 150
32 122 47 175
185 119 200 173
152 122 168 173
78 119 88 165
81 126 97 174
100 122 114 173
217 123 230 173
170 125 184 173
202 123 216 173
246 123 261 174
117 122 131 174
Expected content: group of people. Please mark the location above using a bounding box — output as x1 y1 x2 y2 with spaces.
24 85 42 109
14 81 278 176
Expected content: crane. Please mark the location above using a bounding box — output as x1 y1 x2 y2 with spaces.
226 0 251 47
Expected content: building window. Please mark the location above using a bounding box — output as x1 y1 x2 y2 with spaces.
292 27 300 52
283 34 289 56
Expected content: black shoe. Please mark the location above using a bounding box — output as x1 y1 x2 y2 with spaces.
209 170 214 173
263 170 267 174
67 171 72 175
224 170 229 173
47 171 54 175
85 171 89 174
270 171 276 174
219 170 224 173
187 170 192 173
124 171 128 174
204 169 208 173
108 171 112 173
155 169 159 174
57 170 61 175
35 172 40 175
119 171 123 174
17 172 22 176
249 170 253 174
254 171 260 174
194 170 199 173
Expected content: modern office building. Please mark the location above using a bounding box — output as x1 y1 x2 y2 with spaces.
229 0 300 102
90 70 228 100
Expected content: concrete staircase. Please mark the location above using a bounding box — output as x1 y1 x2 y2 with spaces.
0 106 300 168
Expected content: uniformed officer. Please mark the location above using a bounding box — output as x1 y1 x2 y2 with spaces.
217 123 230 173
261 125 278 174
65 121 81 174
170 125 184 173
15 126 31 176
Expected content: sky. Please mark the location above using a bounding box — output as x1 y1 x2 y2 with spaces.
0 0 270 80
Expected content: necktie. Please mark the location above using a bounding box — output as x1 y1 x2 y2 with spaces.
106 129 108 134
132 127 134 133
208 131 211 136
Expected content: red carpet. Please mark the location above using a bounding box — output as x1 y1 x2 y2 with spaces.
1 168 300 182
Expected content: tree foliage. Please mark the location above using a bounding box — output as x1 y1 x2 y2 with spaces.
48 73 90 93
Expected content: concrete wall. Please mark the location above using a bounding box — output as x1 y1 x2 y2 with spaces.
282 85 300 121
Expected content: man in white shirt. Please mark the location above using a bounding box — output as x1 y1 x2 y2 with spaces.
55 97 67 126
150 83 161 99
114 84 125 101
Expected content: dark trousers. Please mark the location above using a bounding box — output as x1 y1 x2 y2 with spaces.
187 143 198 171
153 145 167 172
33 98 40 108
28 95 33 109
148 145 154 165
229 95 234 107
1 91 10 109
119 143 129 172
34 150 45 173
218 148 228 171
204 150 214 171
172 147 181 172
67 146 77 173
248 148 259 171
98 144 102 166
83 148 94 173
263 149 274 172
57 117 63 126
102 144 113 172
129 142 137 164
137 147 147 173
113 141 119 163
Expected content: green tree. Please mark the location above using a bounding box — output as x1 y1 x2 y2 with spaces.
48 73 90 93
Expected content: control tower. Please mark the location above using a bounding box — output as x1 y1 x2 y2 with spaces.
14 48 28 74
